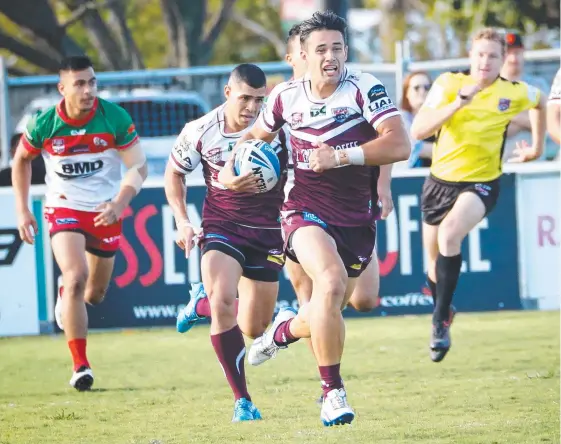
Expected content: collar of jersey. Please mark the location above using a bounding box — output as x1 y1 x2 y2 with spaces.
56 98 99 127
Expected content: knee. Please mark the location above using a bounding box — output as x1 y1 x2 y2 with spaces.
207 287 237 319
62 270 88 299
437 221 463 254
314 268 347 309
351 293 379 312
84 285 108 305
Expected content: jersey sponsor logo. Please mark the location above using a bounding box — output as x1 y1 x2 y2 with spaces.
334 141 359 150
332 107 350 122
55 218 79 225
310 105 326 118
303 212 327 228
94 137 108 147
369 98 394 113
498 98 511 112
367 84 388 103
228 141 236 151
267 248 285 266
174 140 196 170
57 160 104 179
474 184 491 196
0 228 23 266
102 235 121 244
290 112 303 129
69 145 90 154
52 139 65 154
71 129 86 136
127 124 136 134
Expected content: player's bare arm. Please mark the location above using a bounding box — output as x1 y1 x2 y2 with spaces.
510 92 547 162
11 139 39 244
377 164 394 219
547 102 561 144
164 160 197 255
94 142 148 227
411 84 480 140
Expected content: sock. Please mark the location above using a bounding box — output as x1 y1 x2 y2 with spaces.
195 298 239 318
319 364 344 397
433 253 462 324
273 318 299 346
427 277 437 305
210 325 251 401
68 338 90 371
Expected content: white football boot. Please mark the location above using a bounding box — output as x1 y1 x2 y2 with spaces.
70 366 94 391
247 307 296 366
320 388 355 426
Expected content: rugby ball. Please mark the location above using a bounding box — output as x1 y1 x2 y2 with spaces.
234 139 280 193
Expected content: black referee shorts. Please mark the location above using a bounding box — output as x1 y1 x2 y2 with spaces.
421 174 500 226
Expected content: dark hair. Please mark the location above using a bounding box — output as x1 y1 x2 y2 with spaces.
230 63 266 89
286 23 301 54
299 10 347 45
59 56 93 72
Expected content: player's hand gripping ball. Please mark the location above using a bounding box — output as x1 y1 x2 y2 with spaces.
234 139 280 193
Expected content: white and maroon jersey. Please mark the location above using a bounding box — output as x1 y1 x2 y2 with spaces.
260 69 400 227
21 98 139 211
170 104 288 227
548 68 561 105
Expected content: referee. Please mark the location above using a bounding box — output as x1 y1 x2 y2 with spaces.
411 28 546 363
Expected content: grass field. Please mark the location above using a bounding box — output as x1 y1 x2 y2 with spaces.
0 311 559 444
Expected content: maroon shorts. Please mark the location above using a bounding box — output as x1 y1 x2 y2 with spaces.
200 220 284 282
281 212 376 278
44 207 121 258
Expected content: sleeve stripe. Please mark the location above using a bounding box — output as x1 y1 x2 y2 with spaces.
369 108 400 127
116 135 140 150
170 153 190 174
21 136 41 153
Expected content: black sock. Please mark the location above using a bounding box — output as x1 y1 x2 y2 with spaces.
433 253 462 323
427 276 437 305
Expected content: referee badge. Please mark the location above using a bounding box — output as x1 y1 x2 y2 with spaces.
498 98 511 111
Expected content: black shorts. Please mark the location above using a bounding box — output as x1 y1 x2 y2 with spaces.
421 174 500 226
200 220 284 283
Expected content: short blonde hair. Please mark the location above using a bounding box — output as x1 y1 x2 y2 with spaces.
472 27 506 54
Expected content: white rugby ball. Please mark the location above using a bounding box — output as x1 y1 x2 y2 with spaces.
234 139 280 193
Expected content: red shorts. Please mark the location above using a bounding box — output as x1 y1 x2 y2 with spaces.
44 207 122 258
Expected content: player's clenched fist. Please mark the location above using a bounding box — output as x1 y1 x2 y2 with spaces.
17 208 39 245
93 201 125 227
309 141 338 173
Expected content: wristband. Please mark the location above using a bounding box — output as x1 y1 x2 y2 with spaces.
346 146 365 165
334 150 341 166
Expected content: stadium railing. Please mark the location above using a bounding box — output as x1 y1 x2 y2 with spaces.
0 47 559 168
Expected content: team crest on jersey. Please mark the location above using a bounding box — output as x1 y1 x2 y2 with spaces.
206 147 222 164
290 112 303 129
52 139 65 154
332 107 350 122
93 137 108 147
498 98 511 111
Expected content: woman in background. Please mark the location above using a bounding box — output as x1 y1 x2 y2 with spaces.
401 71 434 168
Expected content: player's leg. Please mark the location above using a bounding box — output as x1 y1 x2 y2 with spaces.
83 253 115 306
51 232 93 391
431 191 486 362
285 257 315 353
422 222 439 303
237 277 278 339
201 245 261 421
347 247 380 312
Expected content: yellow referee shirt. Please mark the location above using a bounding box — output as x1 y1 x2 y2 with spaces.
422 71 541 182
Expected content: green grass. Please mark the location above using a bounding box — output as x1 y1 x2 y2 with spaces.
0 311 559 444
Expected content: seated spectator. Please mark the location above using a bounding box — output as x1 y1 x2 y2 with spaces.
400 71 434 168
501 31 558 160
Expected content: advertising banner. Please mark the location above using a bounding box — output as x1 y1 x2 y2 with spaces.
516 173 560 310
51 174 521 329
0 193 40 336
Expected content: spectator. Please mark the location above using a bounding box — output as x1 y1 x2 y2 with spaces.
547 68 561 146
500 31 557 160
400 71 434 168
